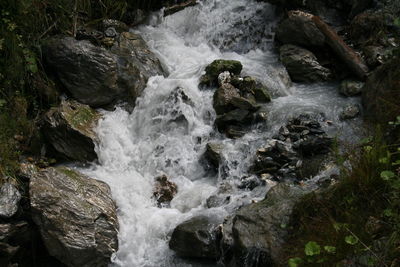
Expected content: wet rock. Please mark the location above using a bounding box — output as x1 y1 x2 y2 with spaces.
43 99 100 162
237 176 264 190
30 167 119 267
169 215 221 259
231 183 308 266
153 175 178 206
225 125 247 139
43 32 165 107
252 86 271 103
339 104 360 120
218 71 232 86
205 143 224 167
0 183 21 219
206 195 231 208
213 83 241 115
280 44 331 83
216 109 251 131
200 59 243 87
252 139 299 180
276 10 325 47
339 80 364 96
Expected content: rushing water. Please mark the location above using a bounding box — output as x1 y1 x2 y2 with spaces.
79 0 363 266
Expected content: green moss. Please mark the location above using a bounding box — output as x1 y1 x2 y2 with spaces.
62 102 100 135
205 59 243 78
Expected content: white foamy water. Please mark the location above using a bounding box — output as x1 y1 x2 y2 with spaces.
78 0 363 266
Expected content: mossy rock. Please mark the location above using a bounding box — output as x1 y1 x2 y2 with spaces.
200 59 243 87
43 100 101 162
252 86 271 103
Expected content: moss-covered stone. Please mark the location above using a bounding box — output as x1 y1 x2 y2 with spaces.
252 86 271 103
43 100 101 162
200 59 243 87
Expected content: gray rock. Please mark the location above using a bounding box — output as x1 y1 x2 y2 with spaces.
43 99 100 162
339 104 360 120
169 215 222 259
216 109 251 131
205 143 224 167
339 80 364 96
280 44 332 83
30 167 119 267
218 71 232 86
153 175 178 206
0 183 21 219
43 32 165 107
213 83 241 115
231 183 308 266
276 10 325 47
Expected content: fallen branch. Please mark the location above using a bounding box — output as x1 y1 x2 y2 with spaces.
312 16 369 80
164 0 198 17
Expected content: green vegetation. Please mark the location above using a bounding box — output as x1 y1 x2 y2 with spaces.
0 0 170 183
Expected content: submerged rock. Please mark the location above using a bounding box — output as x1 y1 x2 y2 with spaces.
43 99 100 162
230 183 308 266
205 143 224 168
43 32 165 108
153 175 178 206
339 80 364 96
280 44 332 83
30 167 119 267
276 10 325 47
169 215 221 259
0 183 21 219
200 59 243 87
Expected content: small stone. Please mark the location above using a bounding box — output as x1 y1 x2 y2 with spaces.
339 104 360 120
153 175 178 206
104 27 117 38
339 80 364 97
0 183 21 219
218 71 231 86
205 143 224 167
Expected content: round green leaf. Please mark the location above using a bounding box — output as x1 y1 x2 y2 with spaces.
305 241 321 256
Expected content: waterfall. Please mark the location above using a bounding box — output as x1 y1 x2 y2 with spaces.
79 0 362 266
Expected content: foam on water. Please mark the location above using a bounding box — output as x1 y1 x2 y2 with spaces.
78 0 363 266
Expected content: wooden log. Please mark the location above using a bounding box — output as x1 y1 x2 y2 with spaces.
312 16 369 80
164 0 198 17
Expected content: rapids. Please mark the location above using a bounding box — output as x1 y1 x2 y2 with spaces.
78 0 363 266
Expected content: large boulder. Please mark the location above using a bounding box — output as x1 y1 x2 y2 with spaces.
276 10 325 47
0 183 21 219
205 142 224 168
43 99 100 162
339 80 364 96
230 183 308 266
280 44 331 83
30 167 119 267
169 215 221 259
43 32 165 108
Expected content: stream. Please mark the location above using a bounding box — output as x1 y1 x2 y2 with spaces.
78 0 363 266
